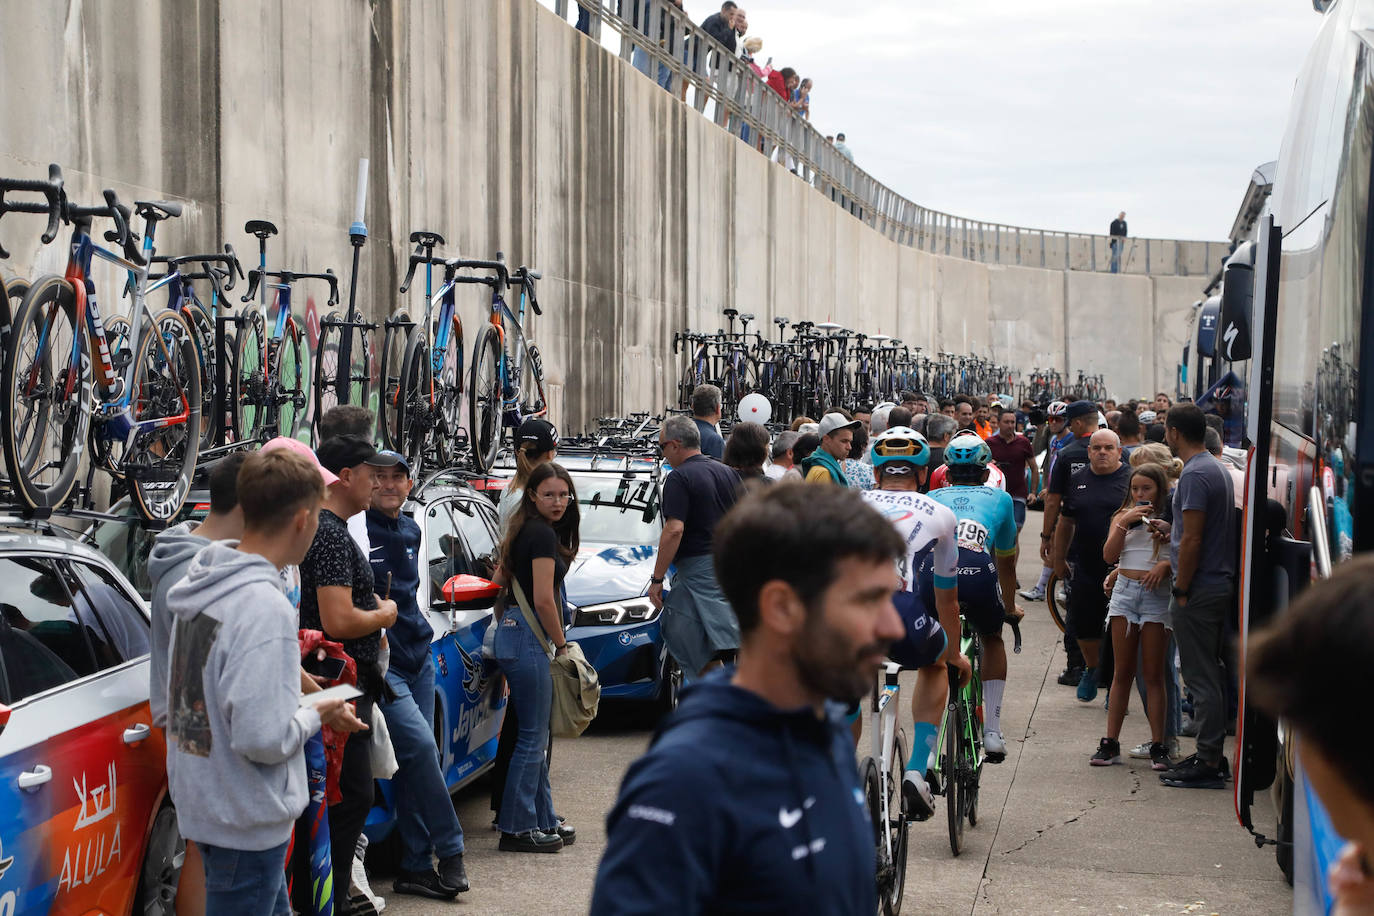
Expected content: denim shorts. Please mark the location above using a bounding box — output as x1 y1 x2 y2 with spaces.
1107 574 1172 629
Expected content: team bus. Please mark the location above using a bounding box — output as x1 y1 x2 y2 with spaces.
1231 0 1374 911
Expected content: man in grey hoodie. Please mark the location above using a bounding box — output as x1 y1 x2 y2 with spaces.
165 448 349 915
148 451 248 731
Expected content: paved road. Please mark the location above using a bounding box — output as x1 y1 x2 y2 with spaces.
378 525 1293 915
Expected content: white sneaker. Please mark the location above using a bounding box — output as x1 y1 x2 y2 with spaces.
984 730 1007 762
351 848 385 913
1131 739 1177 759
1018 586 1045 602
902 768 935 820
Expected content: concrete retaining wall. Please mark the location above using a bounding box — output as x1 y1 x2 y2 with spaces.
0 0 1212 431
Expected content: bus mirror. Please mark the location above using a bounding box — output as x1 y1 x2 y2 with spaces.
1219 262 1254 362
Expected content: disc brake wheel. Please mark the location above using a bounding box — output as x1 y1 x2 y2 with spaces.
946 706 965 856
398 327 433 475
467 324 502 473
126 310 201 523
232 311 265 442
1 276 90 510
885 732 909 916
432 316 464 468
313 310 345 441
519 341 547 419
379 311 410 451
274 318 307 440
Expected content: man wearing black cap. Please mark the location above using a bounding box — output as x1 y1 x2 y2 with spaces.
366 450 469 898
301 435 401 897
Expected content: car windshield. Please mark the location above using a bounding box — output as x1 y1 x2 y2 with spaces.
85 500 207 600
570 473 661 545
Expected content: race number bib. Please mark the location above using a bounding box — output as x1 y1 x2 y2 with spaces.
955 518 989 552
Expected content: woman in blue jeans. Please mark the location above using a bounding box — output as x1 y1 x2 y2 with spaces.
493 461 580 853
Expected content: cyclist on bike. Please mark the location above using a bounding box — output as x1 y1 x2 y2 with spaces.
860 427 970 818
923 433 1021 763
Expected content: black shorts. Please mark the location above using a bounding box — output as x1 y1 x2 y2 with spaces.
888 589 947 670
1067 561 1110 641
919 547 1004 637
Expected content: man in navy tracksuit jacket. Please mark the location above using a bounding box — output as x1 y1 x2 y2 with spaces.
592 484 906 915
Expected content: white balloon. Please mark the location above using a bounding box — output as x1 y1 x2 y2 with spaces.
737 393 772 425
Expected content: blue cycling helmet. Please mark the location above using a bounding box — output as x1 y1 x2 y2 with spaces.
870 426 930 468
944 433 992 468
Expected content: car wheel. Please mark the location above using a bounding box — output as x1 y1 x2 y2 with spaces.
135 803 184 916
658 655 683 712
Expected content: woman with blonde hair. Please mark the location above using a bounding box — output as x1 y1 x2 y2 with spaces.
1091 464 1176 770
499 419 559 533
1129 442 1183 482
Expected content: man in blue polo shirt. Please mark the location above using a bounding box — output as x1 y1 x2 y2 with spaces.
367 451 469 898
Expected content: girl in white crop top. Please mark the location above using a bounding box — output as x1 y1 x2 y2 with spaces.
1103 467 1172 583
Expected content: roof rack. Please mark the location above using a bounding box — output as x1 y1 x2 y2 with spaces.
410 465 501 503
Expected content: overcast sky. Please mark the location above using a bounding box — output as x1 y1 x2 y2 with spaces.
543 1 1326 241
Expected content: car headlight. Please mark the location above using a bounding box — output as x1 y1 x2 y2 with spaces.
572 598 661 628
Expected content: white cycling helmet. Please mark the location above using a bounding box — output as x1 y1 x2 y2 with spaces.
1046 400 1068 419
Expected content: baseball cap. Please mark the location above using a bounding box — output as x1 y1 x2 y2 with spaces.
817 412 862 439
260 436 339 487
1063 400 1098 421
315 435 401 474
376 449 412 476
516 418 559 453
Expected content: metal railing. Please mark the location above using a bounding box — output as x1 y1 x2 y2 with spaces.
549 0 1225 276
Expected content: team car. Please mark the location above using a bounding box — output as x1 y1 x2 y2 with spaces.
84 465 507 850
0 515 181 916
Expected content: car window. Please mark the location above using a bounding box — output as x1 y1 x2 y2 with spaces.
424 501 472 607
570 474 662 545
0 556 95 703
452 498 498 579
68 560 150 664
84 502 206 601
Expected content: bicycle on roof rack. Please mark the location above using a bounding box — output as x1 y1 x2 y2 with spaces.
1 167 202 524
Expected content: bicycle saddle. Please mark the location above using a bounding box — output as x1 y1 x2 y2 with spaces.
773 316 789 326
870 334 891 342
134 200 182 221
409 230 445 248
739 313 755 322
245 219 278 238
722 308 739 319
816 321 842 331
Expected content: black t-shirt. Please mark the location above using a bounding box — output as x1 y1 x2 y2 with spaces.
300 509 382 696
1110 218 1127 237
701 11 737 52
661 454 741 558
509 518 568 628
1060 465 1131 567
1048 436 1092 495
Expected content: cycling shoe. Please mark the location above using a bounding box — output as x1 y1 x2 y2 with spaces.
984 730 1007 763
902 768 935 821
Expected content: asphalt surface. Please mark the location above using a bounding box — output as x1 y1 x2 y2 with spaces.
376 524 1293 915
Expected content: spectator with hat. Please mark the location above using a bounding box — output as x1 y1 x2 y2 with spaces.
803 412 861 485
501 418 560 533
366 450 469 898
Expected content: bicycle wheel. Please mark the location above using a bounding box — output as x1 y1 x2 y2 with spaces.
859 756 886 908
274 317 307 440
945 704 965 856
885 732 910 916
232 310 266 442
378 311 410 451
433 316 465 468
467 323 502 473
125 310 201 523
180 303 217 451
398 326 433 474
313 310 345 439
519 341 547 420
2 276 28 354
1 276 90 510
1046 573 1069 633
89 315 134 476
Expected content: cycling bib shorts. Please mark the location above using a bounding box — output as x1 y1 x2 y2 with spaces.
919 546 1005 636
925 484 1017 636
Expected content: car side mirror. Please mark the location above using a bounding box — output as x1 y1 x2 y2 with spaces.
0 702 10 736
442 574 501 611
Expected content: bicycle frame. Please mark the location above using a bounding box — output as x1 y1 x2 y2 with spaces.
869 661 903 863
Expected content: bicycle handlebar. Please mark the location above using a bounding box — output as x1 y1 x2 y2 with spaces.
442 257 510 287
241 268 339 305
0 163 65 259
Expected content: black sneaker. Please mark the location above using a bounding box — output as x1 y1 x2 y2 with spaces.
1149 742 1172 771
1159 756 1225 789
555 822 577 846
1089 737 1121 767
393 868 459 901
1218 755 1231 780
1057 666 1085 687
437 852 469 893
499 829 564 853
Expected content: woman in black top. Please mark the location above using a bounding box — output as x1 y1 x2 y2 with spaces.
493 462 580 852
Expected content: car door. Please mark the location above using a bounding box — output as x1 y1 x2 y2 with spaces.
444 498 504 780
0 553 156 916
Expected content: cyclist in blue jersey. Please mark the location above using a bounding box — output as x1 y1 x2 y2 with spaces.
923 434 1022 762
861 427 971 818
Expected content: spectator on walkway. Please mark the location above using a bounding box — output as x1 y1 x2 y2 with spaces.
1153 392 1172 415
493 462 580 853
766 430 802 480
803 412 860 484
301 436 401 882
367 451 469 896
1092 464 1175 770
789 414 815 432
1160 404 1236 790
1109 211 1127 273
1248 555 1374 913
165 449 342 916
650 416 742 677
1051 429 1128 703
319 405 378 556
701 1 738 52
1117 410 1144 453
724 421 771 487
691 384 726 460
733 7 748 42
796 77 812 118
834 132 854 160
592 485 902 915
631 0 683 91
986 408 1037 544
500 418 560 532
924 414 957 483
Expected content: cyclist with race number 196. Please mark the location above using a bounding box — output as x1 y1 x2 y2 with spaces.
860 427 971 819
923 434 1023 763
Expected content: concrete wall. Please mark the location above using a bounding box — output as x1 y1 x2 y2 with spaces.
0 0 1209 432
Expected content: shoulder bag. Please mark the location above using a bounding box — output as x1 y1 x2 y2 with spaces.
511 579 601 737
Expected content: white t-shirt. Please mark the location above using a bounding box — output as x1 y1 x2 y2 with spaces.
861 488 960 591
347 511 370 557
